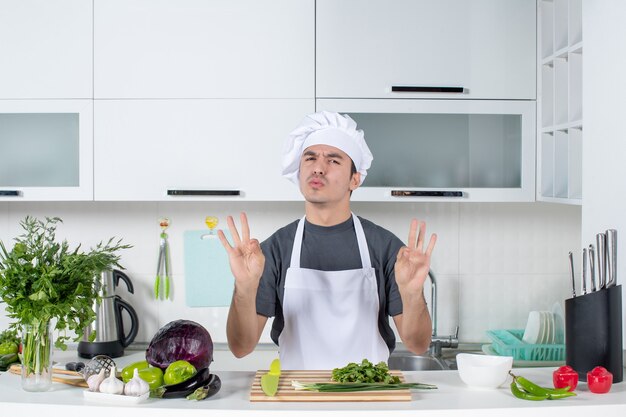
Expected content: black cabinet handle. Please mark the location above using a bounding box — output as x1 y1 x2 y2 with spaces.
0 190 21 197
391 190 464 197
391 86 465 93
167 189 241 196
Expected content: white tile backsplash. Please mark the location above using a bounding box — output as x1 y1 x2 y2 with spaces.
0 201 581 347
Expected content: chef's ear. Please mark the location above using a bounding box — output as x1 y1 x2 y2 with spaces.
350 171 361 192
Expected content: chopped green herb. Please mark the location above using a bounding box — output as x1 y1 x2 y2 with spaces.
331 359 400 384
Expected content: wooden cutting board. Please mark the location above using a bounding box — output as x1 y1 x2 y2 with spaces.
250 370 411 402
8 364 88 388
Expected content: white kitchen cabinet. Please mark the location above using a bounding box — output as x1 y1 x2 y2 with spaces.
0 0 92 99
94 0 314 99
316 0 536 100
0 100 93 201
537 0 582 205
94 99 312 201
317 99 536 202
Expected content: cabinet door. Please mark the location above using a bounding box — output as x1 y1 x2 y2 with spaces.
317 0 536 100
0 0 92 99
317 99 536 202
0 100 93 201
94 0 314 99
94 99 312 201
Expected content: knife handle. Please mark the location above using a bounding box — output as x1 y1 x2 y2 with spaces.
582 248 588 295
597 233 607 289
569 251 576 298
606 229 618 287
589 245 597 292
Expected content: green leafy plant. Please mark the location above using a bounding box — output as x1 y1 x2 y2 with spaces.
0 216 131 350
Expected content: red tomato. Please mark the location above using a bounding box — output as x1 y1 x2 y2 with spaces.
553 365 579 391
587 366 613 394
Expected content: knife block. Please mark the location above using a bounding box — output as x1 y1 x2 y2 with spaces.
565 285 623 382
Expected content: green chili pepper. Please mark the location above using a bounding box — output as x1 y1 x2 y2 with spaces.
510 380 549 401
509 372 576 401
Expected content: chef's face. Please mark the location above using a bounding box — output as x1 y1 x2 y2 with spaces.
298 144 360 205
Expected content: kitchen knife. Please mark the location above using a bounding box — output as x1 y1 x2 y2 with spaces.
582 248 588 295
596 233 607 289
568 251 576 298
589 244 597 292
606 229 617 287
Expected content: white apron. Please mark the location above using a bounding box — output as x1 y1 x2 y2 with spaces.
278 214 390 370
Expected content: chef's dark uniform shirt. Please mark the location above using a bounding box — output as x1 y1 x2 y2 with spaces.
256 216 406 354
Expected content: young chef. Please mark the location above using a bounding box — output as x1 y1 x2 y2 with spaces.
218 111 437 370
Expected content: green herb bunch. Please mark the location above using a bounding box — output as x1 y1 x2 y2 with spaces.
331 359 401 384
0 216 131 350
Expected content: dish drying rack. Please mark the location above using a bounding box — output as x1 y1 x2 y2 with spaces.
486 329 565 362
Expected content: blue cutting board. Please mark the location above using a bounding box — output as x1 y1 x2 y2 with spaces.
184 230 234 307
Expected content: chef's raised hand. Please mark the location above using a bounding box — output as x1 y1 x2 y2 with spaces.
218 212 266 291
394 219 437 293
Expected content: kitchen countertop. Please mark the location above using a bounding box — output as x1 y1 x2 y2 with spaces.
2 350 626 417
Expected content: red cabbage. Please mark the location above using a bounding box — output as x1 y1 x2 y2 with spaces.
146 319 213 370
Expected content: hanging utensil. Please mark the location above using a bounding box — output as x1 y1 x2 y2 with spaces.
568 251 576 298
589 244 597 292
155 217 172 300
596 233 607 289
606 229 618 288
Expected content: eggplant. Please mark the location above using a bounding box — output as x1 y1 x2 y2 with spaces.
186 374 222 400
152 367 211 398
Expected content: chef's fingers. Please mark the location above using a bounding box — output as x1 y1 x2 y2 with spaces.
217 229 234 253
407 219 418 248
425 233 437 257
240 212 250 243
416 221 425 251
226 215 242 247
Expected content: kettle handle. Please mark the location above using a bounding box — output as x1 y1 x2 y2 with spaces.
115 296 139 348
113 270 134 294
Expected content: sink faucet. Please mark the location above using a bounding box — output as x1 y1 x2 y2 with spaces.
427 270 459 357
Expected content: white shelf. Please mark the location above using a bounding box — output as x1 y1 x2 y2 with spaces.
537 0 583 204
541 120 583 133
537 195 582 206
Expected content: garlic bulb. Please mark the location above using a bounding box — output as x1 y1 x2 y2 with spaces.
99 366 125 395
124 368 150 397
87 368 106 392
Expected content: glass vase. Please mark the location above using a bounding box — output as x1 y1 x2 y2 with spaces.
20 321 53 392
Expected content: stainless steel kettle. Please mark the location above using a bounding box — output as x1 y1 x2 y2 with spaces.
78 270 139 358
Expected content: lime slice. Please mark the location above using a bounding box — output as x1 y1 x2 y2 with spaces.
261 373 280 396
269 358 281 376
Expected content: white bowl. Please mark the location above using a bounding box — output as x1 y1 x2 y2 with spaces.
456 353 513 389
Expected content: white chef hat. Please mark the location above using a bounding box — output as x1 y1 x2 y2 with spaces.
281 111 373 186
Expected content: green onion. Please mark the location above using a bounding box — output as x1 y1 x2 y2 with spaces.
291 380 437 392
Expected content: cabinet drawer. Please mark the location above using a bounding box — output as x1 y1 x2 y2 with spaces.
94 99 312 201
317 0 536 100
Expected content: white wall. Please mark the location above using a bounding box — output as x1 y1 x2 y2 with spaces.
582 1 626 343
0 201 580 346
